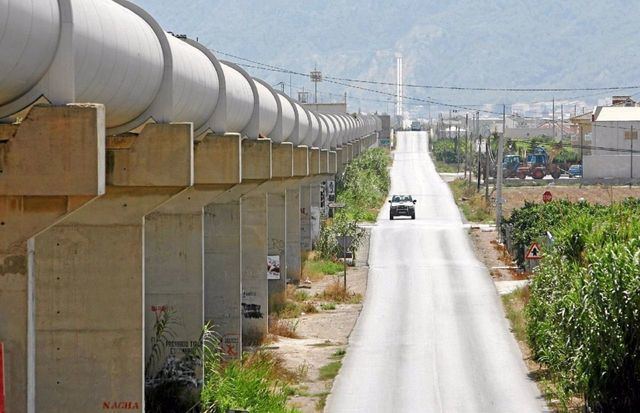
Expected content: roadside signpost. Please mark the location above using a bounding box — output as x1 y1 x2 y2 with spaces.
542 190 553 203
336 235 353 289
526 242 542 260
0 342 4 413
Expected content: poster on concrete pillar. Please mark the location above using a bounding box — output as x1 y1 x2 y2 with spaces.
327 180 336 202
267 255 281 280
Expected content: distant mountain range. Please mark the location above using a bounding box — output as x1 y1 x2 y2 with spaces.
132 0 640 116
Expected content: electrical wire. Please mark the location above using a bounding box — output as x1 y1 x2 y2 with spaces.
209 47 640 93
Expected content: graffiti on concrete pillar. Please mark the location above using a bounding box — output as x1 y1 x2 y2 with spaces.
270 238 285 252
241 303 263 319
222 334 240 358
102 401 140 410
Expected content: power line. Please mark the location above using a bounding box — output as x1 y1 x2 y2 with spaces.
214 48 640 129
209 47 640 93
322 76 640 93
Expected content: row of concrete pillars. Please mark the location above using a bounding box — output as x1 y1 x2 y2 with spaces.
0 104 377 412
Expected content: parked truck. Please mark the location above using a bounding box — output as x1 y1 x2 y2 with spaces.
515 146 562 180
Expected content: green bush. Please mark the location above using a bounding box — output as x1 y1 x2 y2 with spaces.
336 147 391 221
315 217 365 260
518 200 640 411
316 148 390 260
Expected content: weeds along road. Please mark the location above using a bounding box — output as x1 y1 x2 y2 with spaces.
326 131 546 412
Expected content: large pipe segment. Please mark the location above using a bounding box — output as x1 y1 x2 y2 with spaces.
345 115 357 143
304 110 321 147
275 91 296 143
331 115 347 150
319 114 334 149
290 100 310 146
218 60 259 138
326 114 339 148
252 78 279 140
317 114 333 149
336 115 350 147
326 114 337 149
0 0 369 147
335 114 349 147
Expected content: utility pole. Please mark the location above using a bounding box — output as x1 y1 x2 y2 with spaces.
580 124 584 167
310 67 322 110
496 105 506 240
449 109 452 138
485 133 490 202
631 125 635 184
560 104 564 140
465 113 469 181
477 114 482 192
456 125 460 173
552 98 556 140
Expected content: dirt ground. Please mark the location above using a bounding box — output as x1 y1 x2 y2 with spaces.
467 226 522 280
268 226 372 412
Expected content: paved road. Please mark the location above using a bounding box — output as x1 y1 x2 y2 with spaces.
326 132 546 413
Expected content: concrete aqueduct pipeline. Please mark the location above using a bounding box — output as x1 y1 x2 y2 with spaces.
0 0 379 142
0 0 381 411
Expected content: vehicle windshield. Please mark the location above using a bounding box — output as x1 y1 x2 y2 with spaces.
392 195 412 202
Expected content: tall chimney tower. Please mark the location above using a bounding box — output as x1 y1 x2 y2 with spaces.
396 55 403 117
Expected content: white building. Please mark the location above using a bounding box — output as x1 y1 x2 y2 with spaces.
584 106 640 179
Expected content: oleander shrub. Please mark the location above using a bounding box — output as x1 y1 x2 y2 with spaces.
316 148 390 259
336 147 391 221
523 200 640 411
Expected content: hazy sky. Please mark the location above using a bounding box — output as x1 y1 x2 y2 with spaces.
133 0 640 116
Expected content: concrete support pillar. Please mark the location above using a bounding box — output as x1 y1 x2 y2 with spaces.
144 133 241 370
241 194 268 344
320 149 329 174
267 192 287 307
329 151 338 175
293 146 309 178
204 196 242 357
267 143 293 307
310 180 322 244
32 123 192 412
0 104 105 413
285 186 301 283
204 137 271 352
145 209 204 376
346 143 354 161
239 138 271 345
300 185 312 252
336 147 345 175
309 147 321 175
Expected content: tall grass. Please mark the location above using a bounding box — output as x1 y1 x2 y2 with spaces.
200 329 300 413
448 179 492 223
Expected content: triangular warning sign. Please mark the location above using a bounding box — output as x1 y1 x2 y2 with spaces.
526 242 542 260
